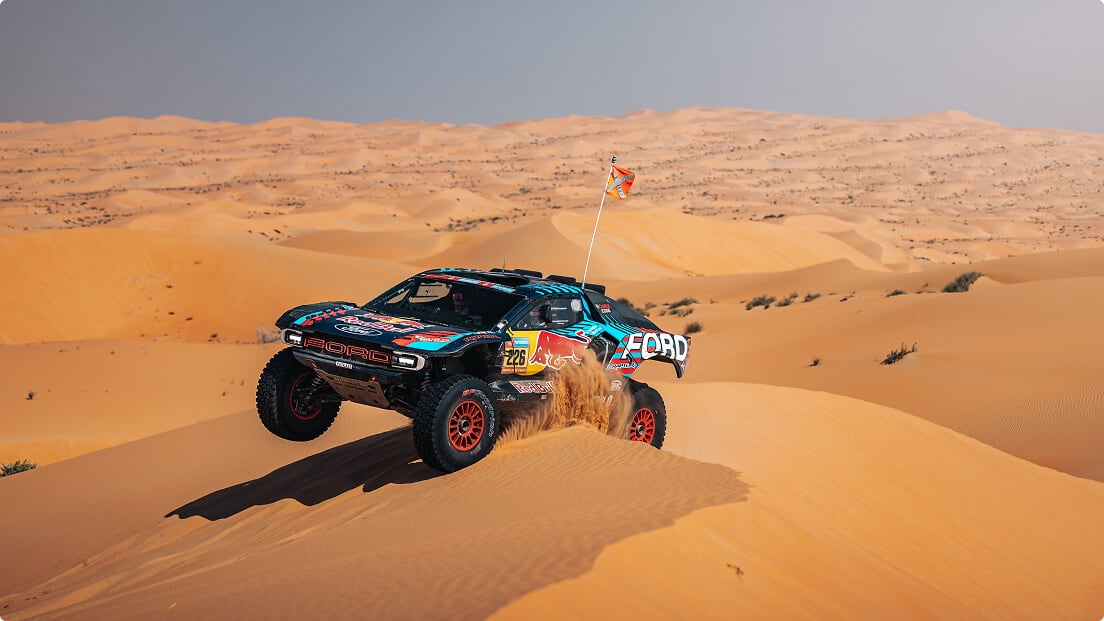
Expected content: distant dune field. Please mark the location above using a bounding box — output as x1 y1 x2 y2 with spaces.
2 108 1102 619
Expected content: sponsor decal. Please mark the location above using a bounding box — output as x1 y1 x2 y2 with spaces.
463 332 500 342
336 316 375 326
503 347 527 368
304 336 391 364
528 330 590 370
335 324 383 336
360 313 425 329
512 337 530 348
391 330 459 347
621 331 690 362
333 313 424 334
610 379 623 391
598 303 612 313
509 381 555 394
424 273 517 293
581 323 605 336
335 315 408 331
298 307 348 327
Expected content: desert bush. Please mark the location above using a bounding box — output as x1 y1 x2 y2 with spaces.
776 292 799 307
746 295 776 310
886 289 907 297
1 460 36 477
616 297 650 316
685 321 703 334
671 306 694 317
810 356 821 367
881 343 917 365
668 297 698 309
803 292 821 303
942 271 982 293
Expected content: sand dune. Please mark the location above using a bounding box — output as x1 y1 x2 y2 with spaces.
2 107 1103 618
0 340 279 466
623 261 1104 479
0 228 412 344
4 107 1102 260
279 228 453 261
0 407 745 619
424 210 889 280
2 384 1101 619
496 383 1104 620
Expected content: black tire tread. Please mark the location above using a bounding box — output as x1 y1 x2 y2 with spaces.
629 380 667 449
256 348 340 441
413 374 497 473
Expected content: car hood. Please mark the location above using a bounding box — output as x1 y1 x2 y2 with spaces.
292 308 503 352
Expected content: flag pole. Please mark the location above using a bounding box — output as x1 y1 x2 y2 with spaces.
581 155 616 287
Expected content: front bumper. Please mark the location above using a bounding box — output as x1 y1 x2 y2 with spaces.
292 349 422 409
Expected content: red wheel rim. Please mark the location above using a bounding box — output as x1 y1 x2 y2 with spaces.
288 371 322 421
448 400 486 451
628 407 656 443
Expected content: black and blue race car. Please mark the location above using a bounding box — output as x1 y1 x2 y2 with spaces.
256 267 691 472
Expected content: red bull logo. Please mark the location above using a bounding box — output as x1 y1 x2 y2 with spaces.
341 313 425 334
528 330 590 370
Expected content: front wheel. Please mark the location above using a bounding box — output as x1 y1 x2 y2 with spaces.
256 348 341 441
413 374 500 473
627 382 667 449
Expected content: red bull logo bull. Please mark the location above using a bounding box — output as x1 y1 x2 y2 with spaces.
528 330 590 370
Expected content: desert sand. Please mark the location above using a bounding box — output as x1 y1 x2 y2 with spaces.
1 107 1103 619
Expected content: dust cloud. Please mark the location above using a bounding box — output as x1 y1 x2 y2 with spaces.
498 350 632 445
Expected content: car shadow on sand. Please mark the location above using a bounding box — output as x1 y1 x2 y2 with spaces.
166 426 435 521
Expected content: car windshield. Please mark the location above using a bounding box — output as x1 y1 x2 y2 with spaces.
365 276 525 331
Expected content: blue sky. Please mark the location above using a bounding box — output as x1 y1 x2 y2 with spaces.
1 0 1101 131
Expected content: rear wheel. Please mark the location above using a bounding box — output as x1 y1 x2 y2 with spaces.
627 382 666 449
413 374 499 472
256 348 340 441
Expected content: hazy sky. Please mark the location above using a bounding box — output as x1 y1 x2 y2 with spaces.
1 0 1102 131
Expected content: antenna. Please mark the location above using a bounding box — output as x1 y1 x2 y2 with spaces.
581 155 616 287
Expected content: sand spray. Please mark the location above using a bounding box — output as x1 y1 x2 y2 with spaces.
498 349 631 445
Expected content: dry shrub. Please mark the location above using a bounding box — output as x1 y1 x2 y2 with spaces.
942 271 982 293
498 349 631 445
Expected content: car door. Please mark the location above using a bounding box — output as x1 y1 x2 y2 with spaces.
502 295 589 377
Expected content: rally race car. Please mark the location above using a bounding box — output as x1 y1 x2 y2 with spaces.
256 267 691 472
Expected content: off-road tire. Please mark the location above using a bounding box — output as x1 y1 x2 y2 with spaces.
627 381 667 449
413 374 499 473
256 348 340 441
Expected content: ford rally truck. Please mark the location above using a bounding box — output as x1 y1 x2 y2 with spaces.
256 267 691 472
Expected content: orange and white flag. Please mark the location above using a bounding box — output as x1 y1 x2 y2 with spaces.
605 165 636 199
